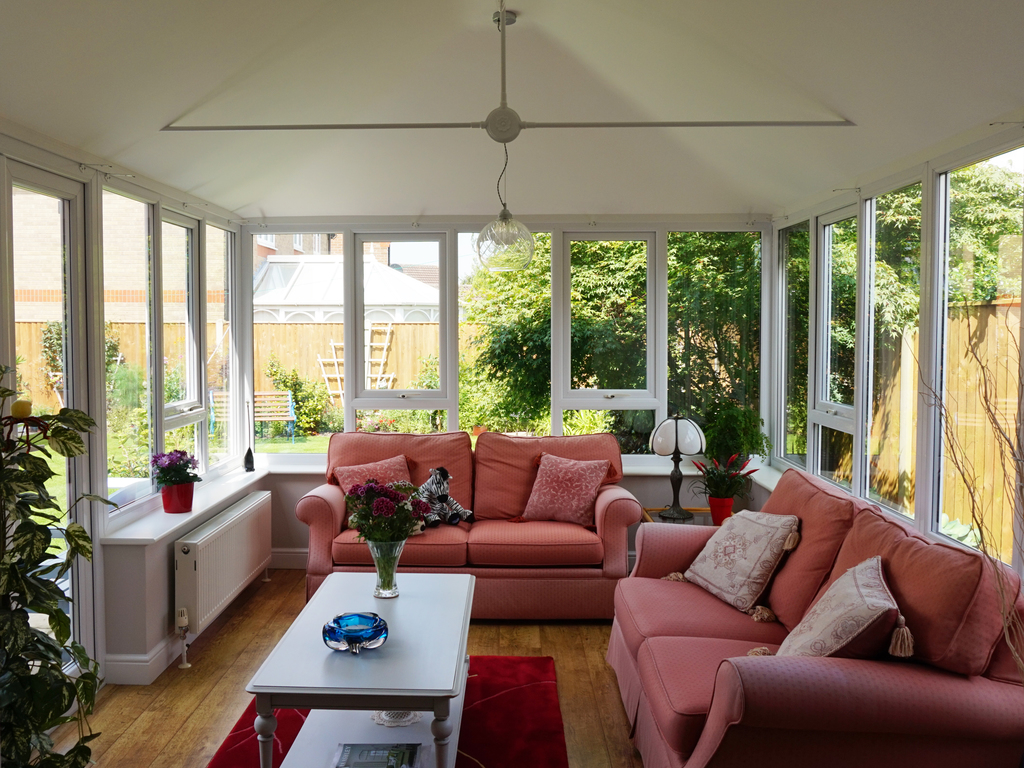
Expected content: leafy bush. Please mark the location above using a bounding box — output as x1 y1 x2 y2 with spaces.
265 356 330 436
701 398 772 463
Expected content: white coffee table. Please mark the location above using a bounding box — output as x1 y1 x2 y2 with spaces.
247 572 475 768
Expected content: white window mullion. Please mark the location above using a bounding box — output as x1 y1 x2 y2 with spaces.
549 227 566 434
851 197 873 499
654 227 669 424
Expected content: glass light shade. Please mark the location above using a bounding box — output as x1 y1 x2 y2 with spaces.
476 207 535 271
650 417 706 456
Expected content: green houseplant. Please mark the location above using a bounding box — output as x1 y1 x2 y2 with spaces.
692 454 758 525
0 365 110 768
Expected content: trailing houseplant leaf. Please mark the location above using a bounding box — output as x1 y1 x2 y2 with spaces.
0 364 114 767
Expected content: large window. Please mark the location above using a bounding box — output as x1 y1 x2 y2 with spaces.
781 221 810 467
206 225 233 464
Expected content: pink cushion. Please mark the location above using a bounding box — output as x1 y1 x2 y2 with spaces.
638 636 782 759
613 578 789 661
330 455 411 527
522 453 610 525
466 519 604 566
331 523 469 567
326 432 474 512
822 508 1020 676
763 469 866 630
985 581 1024 684
473 432 623 520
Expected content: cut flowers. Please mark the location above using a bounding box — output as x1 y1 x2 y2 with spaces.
150 450 201 487
345 480 430 542
693 454 757 500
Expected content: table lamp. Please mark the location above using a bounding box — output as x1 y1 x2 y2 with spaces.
650 417 706 521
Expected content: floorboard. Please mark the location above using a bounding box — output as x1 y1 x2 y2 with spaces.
51 571 643 767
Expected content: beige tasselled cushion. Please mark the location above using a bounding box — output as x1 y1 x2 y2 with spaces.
684 510 800 613
777 555 903 659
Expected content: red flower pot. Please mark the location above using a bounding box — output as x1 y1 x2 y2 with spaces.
161 483 195 514
708 496 734 526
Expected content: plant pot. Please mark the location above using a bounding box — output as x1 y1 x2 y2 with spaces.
367 539 406 598
161 483 195 514
708 496 734 526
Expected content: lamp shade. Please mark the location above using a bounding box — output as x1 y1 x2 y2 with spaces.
476 207 535 271
650 417 706 457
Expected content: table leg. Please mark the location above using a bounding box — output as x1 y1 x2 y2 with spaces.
253 695 278 768
431 698 453 768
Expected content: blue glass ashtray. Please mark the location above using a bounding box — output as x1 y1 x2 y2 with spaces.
322 612 389 654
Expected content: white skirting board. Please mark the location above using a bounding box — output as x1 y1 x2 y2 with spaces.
104 634 182 686
271 547 308 570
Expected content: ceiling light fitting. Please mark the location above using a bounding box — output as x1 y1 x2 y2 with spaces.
476 141 534 271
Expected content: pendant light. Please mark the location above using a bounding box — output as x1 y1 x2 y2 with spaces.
476 142 535 271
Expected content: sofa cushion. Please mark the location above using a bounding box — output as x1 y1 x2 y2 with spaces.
613 578 789 661
326 432 474 512
522 453 610 525
473 432 623 520
777 555 900 659
467 519 604 566
984 584 1024 685
638 636 783 760
330 455 411 527
822 507 1020 676
764 469 866 630
332 523 469 567
684 510 799 613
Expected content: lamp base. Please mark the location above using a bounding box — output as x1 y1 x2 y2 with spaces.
658 505 694 522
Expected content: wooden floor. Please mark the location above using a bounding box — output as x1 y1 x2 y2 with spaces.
53 570 644 768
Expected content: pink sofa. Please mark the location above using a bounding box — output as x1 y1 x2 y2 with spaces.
295 430 643 619
607 468 1024 768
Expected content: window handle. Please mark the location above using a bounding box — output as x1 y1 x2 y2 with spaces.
604 394 616 399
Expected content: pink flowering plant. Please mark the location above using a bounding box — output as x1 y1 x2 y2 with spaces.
345 479 430 542
150 450 201 487
692 454 757 500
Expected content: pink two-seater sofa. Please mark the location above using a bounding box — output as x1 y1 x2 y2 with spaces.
295 430 643 618
607 468 1024 768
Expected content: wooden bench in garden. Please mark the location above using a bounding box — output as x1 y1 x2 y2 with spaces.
254 390 296 442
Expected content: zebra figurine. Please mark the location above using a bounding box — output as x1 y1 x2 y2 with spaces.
418 467 475 527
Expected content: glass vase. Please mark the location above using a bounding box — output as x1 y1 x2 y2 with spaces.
367 539 406 598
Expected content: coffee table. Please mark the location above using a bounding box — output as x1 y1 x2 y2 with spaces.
247 572 475 768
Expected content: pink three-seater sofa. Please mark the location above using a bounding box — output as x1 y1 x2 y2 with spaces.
607 468 1024 768
295 430 643 618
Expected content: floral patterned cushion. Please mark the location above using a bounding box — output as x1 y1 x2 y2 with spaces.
777 555 900 658
332 455 411 528
522 453 612 526
684 510 800 612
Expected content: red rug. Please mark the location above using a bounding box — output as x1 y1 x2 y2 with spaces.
207 656 568 768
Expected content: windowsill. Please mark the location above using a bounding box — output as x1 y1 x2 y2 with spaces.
101 466 269 545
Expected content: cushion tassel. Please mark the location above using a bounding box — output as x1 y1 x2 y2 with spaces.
747 646 774 656
783 531 801 551
889 615 914 657
662 572 688 582
748 605 777 623
508 515 526 524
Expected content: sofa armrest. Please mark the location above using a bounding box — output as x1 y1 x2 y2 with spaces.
295 483 346 581
631 522 716 578
594 485 643 579
686 656 1024 768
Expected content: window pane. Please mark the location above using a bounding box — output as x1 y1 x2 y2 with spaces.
362 240 440 391
667 231 761 419
356 409 447 434
869 184 922 518
824 216 857 406
253 233 343 454
570 239 647 390
162 221 191 404
459 232 552 436
941 147 1024 562
819 426 853 490
781 222 810 466
12 186 68 512
562 410 655 454
102 191 153 500
207 225 232 464
165 422 197 456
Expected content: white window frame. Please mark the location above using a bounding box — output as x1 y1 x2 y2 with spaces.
256 232 276 248
293 233 304 252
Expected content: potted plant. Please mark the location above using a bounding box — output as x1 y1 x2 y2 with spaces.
151 450 201 513
0 365 111 767
701 399 772 465
344 480 430 598
692 454 758 525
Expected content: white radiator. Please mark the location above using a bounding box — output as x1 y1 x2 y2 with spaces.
174 491 272 635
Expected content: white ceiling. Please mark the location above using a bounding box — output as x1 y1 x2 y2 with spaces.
2 0 1023 219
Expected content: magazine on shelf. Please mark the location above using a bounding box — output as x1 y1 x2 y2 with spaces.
330 742 422 768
